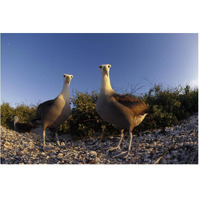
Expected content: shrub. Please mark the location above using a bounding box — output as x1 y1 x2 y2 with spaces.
59 91 118 138
1 84 198 137
0 103 15 129
137 84 198 132
0 103 37 129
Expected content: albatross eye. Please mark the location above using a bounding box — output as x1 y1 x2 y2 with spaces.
63 75 66 77
99 66 102 69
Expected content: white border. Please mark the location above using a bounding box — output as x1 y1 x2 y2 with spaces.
0 1 199 200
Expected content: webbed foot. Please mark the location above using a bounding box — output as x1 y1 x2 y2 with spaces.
112 151 129 159
57 141 67 148
107 146 121 152
43 145 55 151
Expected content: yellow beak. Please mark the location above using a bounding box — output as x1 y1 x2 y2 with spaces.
103 67 109 76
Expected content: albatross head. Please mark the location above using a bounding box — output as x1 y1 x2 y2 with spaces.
63 74 73 84
14 116 19 123
99 64 111 76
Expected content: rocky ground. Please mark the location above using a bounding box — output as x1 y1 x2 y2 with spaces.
1 114 198 164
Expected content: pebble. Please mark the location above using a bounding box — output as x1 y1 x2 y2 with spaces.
89 151 97 157
1 114 198 164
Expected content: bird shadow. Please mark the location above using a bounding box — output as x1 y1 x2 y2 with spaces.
43 146 55 151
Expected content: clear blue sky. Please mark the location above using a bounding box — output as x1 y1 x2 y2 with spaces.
1 33 198 107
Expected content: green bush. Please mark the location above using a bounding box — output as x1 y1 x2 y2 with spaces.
137 84 198 132
0 103 37 129
1 84 198 137
1 103 15 129
59 91 118 138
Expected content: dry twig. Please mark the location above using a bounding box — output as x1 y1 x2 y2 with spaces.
154 144 174 164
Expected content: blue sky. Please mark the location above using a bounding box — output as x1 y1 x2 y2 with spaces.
1 33 198 107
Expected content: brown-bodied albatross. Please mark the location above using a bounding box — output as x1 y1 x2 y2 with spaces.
37 74 73 150
96 64 148 158
14 116 34 133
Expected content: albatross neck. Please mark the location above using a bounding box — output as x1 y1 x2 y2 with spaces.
100 74 114 95
14 121 17 130
60 82 70 102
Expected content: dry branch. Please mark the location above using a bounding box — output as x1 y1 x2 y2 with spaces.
154 144 174 164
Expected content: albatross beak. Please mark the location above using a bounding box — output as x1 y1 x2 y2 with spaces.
67 76 71 83
103 66 109 76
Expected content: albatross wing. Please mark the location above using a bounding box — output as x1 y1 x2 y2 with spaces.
37 99 55 119
113 94 148 116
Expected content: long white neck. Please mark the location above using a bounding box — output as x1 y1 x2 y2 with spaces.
14 121 17 130
60 82 70 102
100 74 114 95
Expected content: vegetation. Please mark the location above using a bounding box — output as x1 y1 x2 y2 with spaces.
138 84 198 132
0 103 37 129
59 91 118 138
0 85 198 137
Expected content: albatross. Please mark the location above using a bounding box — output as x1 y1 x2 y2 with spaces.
37 74 73 150
14 116 34 133
96 64 148 158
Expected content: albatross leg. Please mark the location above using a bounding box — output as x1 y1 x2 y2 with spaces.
107 129 124 152
55 132 66 148
126 131 133 157
113 132 133 159
43 129 47 150
43 129 54 151
55 132 61 146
